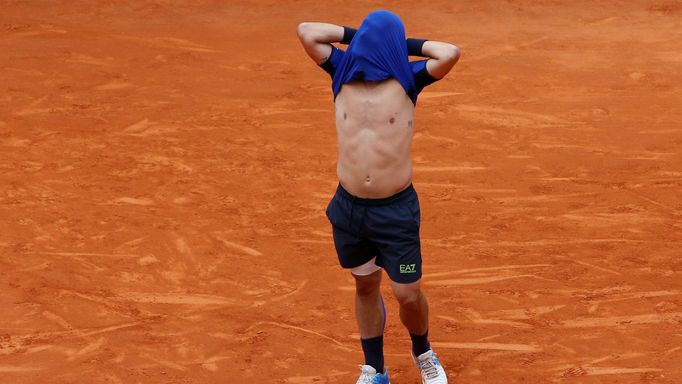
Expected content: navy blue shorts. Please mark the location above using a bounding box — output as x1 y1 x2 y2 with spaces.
325 183 422 284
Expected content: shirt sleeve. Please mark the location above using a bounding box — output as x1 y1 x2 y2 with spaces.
319 46 345 78
410 59 439 94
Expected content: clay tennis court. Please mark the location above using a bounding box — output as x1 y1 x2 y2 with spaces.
1 1 681 382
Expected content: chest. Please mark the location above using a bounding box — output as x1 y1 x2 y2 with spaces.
335 80 414 127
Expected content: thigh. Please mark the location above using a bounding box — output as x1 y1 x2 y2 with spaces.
326 190 378 269
377 234 421 284
351 257 382 277
366 194 421 283
331 225 378 269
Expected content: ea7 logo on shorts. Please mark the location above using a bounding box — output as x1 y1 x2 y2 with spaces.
399 264 417 274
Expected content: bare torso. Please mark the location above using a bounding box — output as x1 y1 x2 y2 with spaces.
334 78 415 198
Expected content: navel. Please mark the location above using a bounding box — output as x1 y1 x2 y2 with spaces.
343 112 347 120
389 117 395 124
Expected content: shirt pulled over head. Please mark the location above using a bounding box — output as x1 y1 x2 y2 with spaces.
331 10 419 104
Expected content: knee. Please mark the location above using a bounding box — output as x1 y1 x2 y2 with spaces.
354 271 382 297
393 284 422 309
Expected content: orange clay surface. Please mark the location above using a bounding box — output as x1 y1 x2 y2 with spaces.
1 1 682 383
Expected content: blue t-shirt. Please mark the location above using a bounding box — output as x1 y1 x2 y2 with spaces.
320 46 439 104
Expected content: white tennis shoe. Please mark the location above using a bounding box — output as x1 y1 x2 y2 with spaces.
414 349 447 384
355 365 390 384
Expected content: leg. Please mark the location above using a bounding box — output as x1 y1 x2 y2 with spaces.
353 267 385 338
393 279 448 383
325 190 389 380
363 188 446 381
353 265 386 375
391 279 429 341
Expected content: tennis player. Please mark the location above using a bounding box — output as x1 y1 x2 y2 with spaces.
297 10 460 384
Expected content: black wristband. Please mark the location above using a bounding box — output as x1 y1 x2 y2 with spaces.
406 38 428 56
341 26 357 45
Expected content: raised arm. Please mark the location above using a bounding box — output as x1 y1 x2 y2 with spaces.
296 22 344 65
423 41 460 79
408 38 461 79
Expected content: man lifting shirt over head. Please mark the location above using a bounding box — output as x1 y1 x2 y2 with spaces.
297 10 460 384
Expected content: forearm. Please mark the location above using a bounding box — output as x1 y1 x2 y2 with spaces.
407 37 456 58
411 39 461 79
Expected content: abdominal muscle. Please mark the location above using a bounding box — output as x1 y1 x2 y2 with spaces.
334 78 415 199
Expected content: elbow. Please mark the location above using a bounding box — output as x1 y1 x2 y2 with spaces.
296 22 308 38
297 22 315 43
444 44 461 64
